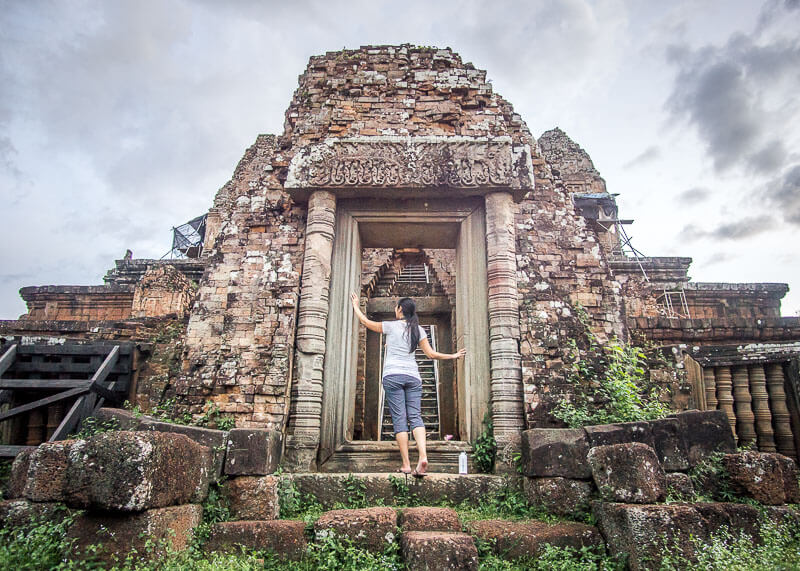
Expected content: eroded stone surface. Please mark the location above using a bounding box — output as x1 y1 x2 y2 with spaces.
401 531 478 571
523 476 593 517
6 448 33 499
675 410 736 467
224 428 282 476
665 472 695 500
0 499 71 529
521 428 591 478
24 440 77 502
63 431 212 511
223 476 279 521
398 507 461 532
584 422 655 450
205 520 307 560
67 504 202 563
587 443 666 503
723 451 787 505
469 519 603 560
314 507 398 552
650 417 689 471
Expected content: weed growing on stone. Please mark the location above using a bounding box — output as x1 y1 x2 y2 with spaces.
0 508 80 570
0 459 12 500
388 474 420 506
453 479 561 525
71 415 121 439
658 516 800 570
336 474 368 509
276 474 324 524
477 538 622 571
553 324 671 428
473 414 497 473
122 398 235 430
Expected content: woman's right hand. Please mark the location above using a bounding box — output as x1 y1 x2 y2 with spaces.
350 292 359 311
452 348 467 360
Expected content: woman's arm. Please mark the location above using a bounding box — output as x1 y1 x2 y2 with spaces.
419 337 467 360
350 292 383 333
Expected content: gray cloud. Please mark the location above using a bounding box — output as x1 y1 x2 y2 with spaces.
666 3 800 177
703 252 733 267
681 215 775 242
676 187 711 205
624 146 661 169
763 163 800 225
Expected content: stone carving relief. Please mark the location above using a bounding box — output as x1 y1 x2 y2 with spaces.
286 136 534 193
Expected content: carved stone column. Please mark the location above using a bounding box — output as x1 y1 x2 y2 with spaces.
749 364 776 452
484 191 524 452
715 366 737 443
284 190 337 471
732 365 756 447
703 367 718 410
766 363 795 459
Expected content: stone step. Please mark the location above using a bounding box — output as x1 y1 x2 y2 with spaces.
398 506 461 532
401 531 479 571
290 472 509 509
467 519 604 561
205 520 307 560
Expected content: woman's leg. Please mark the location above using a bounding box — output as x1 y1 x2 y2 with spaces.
404 377 428 474
384 375 412 471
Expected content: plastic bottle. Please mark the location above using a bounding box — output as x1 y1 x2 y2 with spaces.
459 451 468 475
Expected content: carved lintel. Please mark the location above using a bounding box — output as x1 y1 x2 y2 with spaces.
286 136 534 201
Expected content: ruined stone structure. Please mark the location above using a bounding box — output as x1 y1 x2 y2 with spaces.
3 45 800 473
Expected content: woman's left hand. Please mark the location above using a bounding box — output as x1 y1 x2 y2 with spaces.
350 292 360 311
452 348 467 360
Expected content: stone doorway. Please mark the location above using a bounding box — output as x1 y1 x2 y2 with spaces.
355 250 458 442
318 198 491 471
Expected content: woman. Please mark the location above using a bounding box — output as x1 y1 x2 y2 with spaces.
350 292 466 477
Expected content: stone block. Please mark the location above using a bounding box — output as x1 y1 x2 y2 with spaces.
0 499 71 529
521 428 591 479
649 417 689 471
222 476 279 521
314 507 398 552
693 502 761 542
588 443 666 503
398 507 461 532
24 440 76 502
523 477 593 517
665 472 694 500
723 451 786 505
64 431 212 511
205 520 307 560
401 531 478 571
139 418 228 479
289 473 506 509
777 455 800 503
67 504 202 563
674 410 736 467
224 428 282 476
584 421 654 449
6 448 33 499
592 502 708 570
469 519 603 560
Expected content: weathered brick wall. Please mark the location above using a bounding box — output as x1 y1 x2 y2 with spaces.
683 283 787 319
173 135 306 429
131 265 197 319
19 286 134 321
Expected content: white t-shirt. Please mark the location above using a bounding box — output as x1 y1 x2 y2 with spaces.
382 320 427 381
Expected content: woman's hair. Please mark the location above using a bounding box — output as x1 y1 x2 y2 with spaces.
397 297 420 353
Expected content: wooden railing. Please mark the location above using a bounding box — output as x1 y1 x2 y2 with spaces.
0 342 131 457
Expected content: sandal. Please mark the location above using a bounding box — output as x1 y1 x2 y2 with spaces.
397 468 412 475
411 469 427 478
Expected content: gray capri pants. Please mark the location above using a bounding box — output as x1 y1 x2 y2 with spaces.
382 374 424 434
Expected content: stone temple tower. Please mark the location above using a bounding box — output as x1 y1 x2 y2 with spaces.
4 45 799 474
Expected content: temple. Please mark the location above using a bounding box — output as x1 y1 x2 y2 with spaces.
2 45 799 473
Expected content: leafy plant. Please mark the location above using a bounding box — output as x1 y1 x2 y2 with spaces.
389 474 419 507
337 474 368 509
473 415 497 473
71 416 121 439
553 336 670 428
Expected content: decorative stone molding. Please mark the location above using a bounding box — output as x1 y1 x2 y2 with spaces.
285 136 534 201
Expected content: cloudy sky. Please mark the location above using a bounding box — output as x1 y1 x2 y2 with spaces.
1 0 799 319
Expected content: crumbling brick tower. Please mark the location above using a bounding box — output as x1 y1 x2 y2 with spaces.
173 45 629 472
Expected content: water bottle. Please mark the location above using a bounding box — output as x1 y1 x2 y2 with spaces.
459 451 468 475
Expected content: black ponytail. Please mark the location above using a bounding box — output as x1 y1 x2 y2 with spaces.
397 297 420 353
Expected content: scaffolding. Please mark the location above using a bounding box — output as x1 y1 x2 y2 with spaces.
573 192 690 319
162 214 207 259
